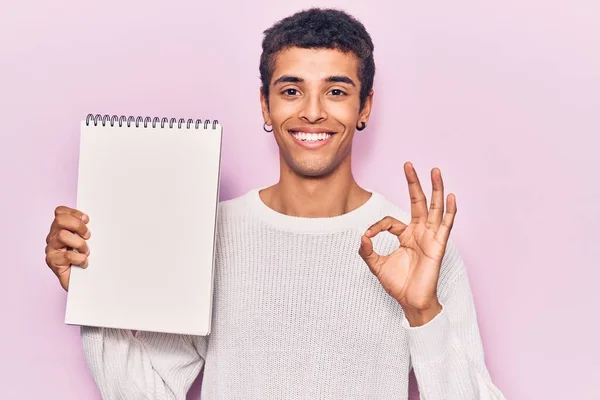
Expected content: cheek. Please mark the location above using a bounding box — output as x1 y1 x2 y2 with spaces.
269 97 296 124
327 101 360 126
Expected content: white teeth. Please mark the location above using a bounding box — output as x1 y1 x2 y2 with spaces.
291 132 333 141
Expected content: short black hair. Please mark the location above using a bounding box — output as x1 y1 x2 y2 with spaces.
260 8 375 110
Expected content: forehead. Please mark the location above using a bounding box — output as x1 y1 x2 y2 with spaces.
271 47 359 82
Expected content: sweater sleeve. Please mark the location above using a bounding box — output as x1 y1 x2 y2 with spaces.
402 240 505 400
80 326 207 400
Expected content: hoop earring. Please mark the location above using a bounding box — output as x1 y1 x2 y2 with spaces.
356 121 366 131
263 123 273 132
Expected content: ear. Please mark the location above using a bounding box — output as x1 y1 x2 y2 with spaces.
358 89 374 126
259 87 271 125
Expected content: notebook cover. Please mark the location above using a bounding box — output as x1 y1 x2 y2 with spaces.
65 120 222 336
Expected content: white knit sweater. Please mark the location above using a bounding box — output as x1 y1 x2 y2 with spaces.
80 189 505 399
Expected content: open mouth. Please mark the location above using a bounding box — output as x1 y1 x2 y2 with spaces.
289 131 334 142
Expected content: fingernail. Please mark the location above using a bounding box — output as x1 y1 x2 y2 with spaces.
82 214 89 223
84 230 91 239
365 229 371 236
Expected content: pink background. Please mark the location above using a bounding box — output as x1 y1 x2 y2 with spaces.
1 0 599 398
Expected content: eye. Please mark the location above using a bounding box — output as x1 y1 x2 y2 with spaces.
329 89 347 96
282 88 300 96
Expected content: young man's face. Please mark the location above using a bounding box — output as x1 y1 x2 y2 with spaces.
261 47 373 178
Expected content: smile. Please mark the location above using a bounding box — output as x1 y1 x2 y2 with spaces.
290 131 333 141
288 130 335 149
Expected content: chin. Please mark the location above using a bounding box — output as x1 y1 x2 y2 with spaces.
287 157 339 178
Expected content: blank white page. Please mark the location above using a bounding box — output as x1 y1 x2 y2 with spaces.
65 119 222 336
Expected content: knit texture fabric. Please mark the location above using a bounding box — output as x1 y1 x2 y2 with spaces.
81 189 505 399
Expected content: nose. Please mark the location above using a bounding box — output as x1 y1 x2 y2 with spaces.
298 93 327 124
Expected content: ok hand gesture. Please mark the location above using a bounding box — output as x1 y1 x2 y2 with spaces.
359 162 457 326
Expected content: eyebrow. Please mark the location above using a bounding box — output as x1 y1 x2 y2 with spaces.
325 75 356 86
272 75 356 87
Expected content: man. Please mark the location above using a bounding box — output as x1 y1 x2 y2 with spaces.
44 8 505 400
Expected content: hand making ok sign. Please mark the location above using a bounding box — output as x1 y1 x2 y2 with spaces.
359 162 457 326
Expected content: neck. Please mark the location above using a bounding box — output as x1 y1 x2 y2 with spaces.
259 154 372 218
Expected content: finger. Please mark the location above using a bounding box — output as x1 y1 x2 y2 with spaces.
404 162 428 224
47 229 90 255
54 213 91 240
426 168 445 229
435 193 457 244
48 206 90 245
358 234 382 274
365 216 408 238
46 249 89 272
54 206 89 223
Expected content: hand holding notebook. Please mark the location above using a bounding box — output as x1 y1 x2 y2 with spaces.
45 206 91 292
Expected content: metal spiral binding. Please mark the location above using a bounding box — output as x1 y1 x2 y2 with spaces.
85 114 219 130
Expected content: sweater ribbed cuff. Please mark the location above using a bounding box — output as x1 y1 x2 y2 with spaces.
81 325 135 342
402 303 451 366
81 325 104 340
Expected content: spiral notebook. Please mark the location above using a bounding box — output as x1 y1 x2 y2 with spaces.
65 114 223 336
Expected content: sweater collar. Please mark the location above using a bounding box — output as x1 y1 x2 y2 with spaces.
244 188 384 233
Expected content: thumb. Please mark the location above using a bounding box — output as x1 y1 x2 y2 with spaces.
359 234 381 274
57 266 71 292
